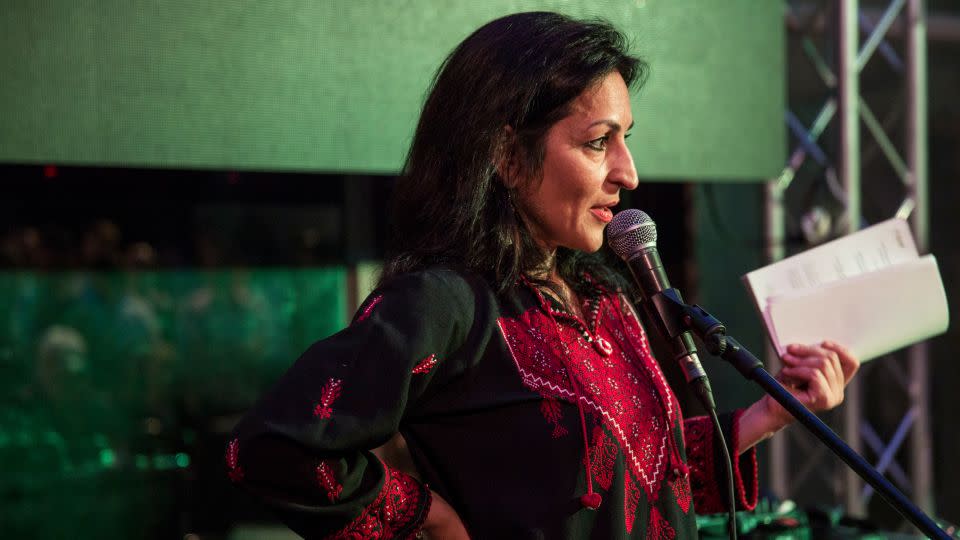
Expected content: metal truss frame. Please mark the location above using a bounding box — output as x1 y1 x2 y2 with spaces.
766 0 932 523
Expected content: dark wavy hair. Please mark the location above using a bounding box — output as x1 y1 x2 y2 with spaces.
381 11 648 298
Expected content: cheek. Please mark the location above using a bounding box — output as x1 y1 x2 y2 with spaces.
543 162 590 202
542 183 587 230
529 159 601 230
557 173 598 219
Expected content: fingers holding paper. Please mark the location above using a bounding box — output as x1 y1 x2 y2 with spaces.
766 341 861 425
737 341 861 453
783 341 859 385
822 340 859 382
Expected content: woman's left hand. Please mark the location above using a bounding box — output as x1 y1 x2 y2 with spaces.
738 340 860 453
762 340 860 426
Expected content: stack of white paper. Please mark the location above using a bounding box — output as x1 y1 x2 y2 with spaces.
742 218 949 363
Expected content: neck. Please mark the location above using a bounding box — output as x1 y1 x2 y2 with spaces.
527 251 561 285
518 209 559 281
523 228 558 278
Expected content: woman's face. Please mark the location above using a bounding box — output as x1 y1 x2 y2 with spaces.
516 71 638 254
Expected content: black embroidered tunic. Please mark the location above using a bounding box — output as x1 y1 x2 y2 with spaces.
228 269 758 539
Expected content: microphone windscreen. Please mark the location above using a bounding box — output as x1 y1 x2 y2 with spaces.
607 209 657 259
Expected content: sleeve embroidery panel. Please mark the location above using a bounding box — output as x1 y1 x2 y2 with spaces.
325 466 430 540
682 412 758 514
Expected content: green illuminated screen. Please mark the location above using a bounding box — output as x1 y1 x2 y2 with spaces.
1 0 784 180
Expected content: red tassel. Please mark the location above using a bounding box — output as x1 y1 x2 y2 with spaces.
580 492 602 510
672 460 690 478
537 295 604 513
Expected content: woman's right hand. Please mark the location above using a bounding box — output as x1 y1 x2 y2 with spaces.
421 490 469 539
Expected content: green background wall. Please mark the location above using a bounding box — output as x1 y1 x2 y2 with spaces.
1 0 784 180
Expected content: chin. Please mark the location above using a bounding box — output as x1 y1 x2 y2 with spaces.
574 235 605 253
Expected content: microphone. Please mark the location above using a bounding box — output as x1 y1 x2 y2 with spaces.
607 209 716 410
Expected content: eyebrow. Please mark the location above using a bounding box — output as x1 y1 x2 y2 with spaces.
586 119 635 131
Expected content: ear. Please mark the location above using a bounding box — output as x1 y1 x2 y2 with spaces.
494 125 523 189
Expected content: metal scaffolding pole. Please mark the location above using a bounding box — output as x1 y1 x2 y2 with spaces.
767 0 933 526
764 180 788 500
905 0 933 516
838 0 866 518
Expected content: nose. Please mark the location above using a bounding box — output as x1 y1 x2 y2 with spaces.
608 138 638 190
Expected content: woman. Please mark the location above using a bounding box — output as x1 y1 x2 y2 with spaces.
228 12 858 539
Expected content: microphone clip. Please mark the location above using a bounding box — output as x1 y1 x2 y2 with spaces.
648 289 728 356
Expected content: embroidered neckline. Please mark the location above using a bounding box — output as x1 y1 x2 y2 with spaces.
497 291 682 504
520 274 605 338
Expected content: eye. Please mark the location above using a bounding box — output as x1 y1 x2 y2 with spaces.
586 136 609 151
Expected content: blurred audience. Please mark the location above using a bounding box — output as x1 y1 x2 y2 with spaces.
0 217 346 539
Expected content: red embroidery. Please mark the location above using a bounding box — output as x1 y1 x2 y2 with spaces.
731 409 760 512
539 398 569 438
683 410 760 515
587 425 618 490
225 438 244 483
356 294 383 323
314 378 344 419
316 460 343 502
381 467 426 533
329 497 386 539
646 507 676 540
624 470 641 534
326 465 427 539
411 353 439 375
498 292 678 502
672 477 692 514
684 415 716 512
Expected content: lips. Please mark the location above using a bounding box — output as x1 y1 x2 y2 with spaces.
589 206 614 223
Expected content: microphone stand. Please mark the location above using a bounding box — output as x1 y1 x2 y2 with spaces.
647 288 952 540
